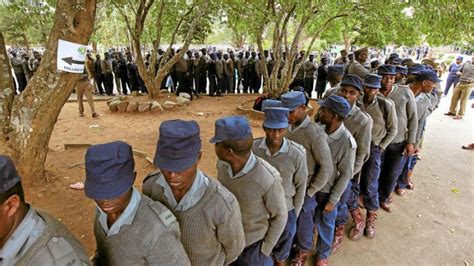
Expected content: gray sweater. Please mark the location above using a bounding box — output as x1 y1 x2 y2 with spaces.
379 85 418 144
142 173 245 265
359 95 398 150
414 92 432 147
285 116 334 197
217 157 288 257
93 196 190 266
348 60 369 79
252 138 308 216
16 209 91 266
318 124 357 204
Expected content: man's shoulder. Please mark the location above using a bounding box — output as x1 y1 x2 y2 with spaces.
203 180 240 224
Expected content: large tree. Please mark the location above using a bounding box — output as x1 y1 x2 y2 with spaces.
0 0 97 180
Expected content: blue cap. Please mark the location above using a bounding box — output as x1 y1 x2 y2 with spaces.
0 156 20 193
318 95 351 118
391 57 402 65
281 91 306 111
363 74 382 89
408 64 426 74
210 116 252 144
340 74 363 91
396 65 408 75
85 141 135 200
327 65 344 77
154 120 201 172
263 107 289 129
261 99 282 111
389 53 399 59
378 64 397 75
414 69 442 82
456 56 463 61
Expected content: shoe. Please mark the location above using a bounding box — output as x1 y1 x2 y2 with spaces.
453 115 463 120
349 208 365 240
315 258 328 266
444 112 455 116
462 144 474 150
406 170 414 190
358 195 365 209
380 201 391 212
92 113 100 118
388 195 394 204
364 211 377 238
395 188 405 196
290 250 308 266
331 224 345 254
274 260 285 266
79 113 84 117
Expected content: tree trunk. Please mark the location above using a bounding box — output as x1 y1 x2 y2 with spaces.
1 0 97 180
343 30 351 51
0 32 14 156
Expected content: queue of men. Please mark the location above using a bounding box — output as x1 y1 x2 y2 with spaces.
0 46 463 266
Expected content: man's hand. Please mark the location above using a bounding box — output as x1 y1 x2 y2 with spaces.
403 143 415 156
413 147 421 155
323 202 336 213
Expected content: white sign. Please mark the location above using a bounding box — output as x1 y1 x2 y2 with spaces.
57 39 87 73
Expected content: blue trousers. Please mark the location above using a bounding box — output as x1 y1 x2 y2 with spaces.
294 195 317 251
379 142 406 203
444 75 460 95
350 144 383 211
335 181 353 227
231 240 272 266
314 192 337 260
397 155 417 189
272 210 297 261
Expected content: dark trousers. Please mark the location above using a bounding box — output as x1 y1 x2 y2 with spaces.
243 73 251 93
444 75 460 95
223 74 230 93
304 77 314 98
120 75 130 95
198 75 207 93
335 180 353 226
208 74 219 96
14 72 27 93
397 155 417 189
217 76 225 94
379 142 406 203
350 144 384 211
314 192 337 260
272 210 297 261
236 78 242 93
294 195 317 251
103 72 114 95
230 240 272 266
94 74 105 94
250 75 261 93
290 78 304 91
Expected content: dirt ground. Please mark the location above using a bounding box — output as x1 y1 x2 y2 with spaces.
22 85 473 265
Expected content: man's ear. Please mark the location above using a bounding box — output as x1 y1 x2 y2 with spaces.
5 195 21 217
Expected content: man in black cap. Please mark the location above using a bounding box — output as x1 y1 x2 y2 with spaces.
0 156 90 265
143 120 245 265
348 47 369 79
84 141 190 265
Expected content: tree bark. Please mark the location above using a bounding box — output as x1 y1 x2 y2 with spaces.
0 32 15 156
1 0 97 180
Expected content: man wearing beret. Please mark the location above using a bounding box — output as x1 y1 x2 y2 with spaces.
84 141 190 265
0 155 90 265
377 64 417 212
348 74 398 239
396 70 438 195
316 95 356 266
143 120 245 265
280 91 333 265
252 107 308 265
348 47 369 79
329 74 373 253
212 116 287 265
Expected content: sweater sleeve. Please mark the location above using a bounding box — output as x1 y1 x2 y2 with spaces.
148 224 191 266
329 141 356 204
260 177 288 257
380 101 398 150
293 150 308 216
306 134 334 197
406 92 418 145
216 195 246 264
353 118 372 175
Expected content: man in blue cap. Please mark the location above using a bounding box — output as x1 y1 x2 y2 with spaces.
377 64 417 212
212 116 287 265
0 155 90 265
348 47 369 79
315 95 356 266
405 64 426 84
330 74 373 253
395 70 438 195
280 91 333 265
142 120 245 265
395 65 408 84
84 141 190 265
444 56 463 96
252 107 308 265
327 65 344 89
348 74 398 239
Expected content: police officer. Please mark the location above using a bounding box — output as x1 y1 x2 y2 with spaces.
0 155 90 265
327 65 345 89
252 107 308 265
212 116 288 265
316 95 356 266
84 141 190 265
348 47 369 79
303 54 317 98
395 65 408 84
334 49 348 65
142 120 245 265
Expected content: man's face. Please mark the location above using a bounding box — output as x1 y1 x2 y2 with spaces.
95 189 131 215
161 160 199 193
309 55 314 62
456 59 462 64
339 85 360 106
421 80 435 93
318 106 335 125
358 51 368 63
214 143 229 162
381 75 395 90
363 87 378 100
395 72 404 82
264 127 286 146
288 105 306 124
341 51 348 57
